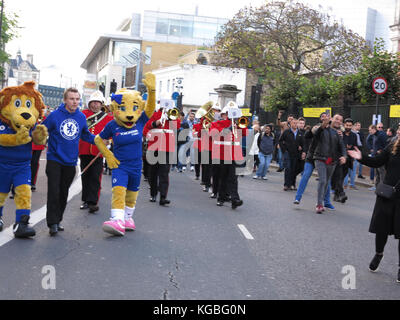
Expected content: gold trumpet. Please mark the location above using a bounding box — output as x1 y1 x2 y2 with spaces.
232 116 249 138
237 116 249 129
167 108 180 121
195 101 215 129
161 107 180 126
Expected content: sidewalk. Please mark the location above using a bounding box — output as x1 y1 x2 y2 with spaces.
268 163 374 188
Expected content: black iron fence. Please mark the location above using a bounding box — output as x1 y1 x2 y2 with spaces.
258 104 400 131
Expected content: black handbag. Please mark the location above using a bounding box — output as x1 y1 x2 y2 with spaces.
375 180 400 200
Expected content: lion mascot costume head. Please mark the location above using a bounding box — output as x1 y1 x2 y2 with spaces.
0 81 48 238
94 73 156 236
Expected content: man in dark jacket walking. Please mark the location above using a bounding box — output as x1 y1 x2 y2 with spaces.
331 118 358 203
279 118 305 191
312 114 347 213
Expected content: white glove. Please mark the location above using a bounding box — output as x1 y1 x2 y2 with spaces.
161 111 168 123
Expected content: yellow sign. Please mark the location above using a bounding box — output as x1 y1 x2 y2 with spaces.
390 105 400 118
241 108 252 117
303 107 332 118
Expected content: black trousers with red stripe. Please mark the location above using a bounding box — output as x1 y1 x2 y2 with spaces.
79 155 103 205
214 163 240 202
31 150 43 186
149 163 170 199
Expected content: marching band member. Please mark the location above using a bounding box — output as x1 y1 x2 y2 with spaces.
143 101 181 206
79 91 113 213
210 101 247 209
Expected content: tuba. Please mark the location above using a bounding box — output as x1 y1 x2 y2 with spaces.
195 101 215 129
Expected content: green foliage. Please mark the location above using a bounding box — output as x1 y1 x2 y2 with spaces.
263 74 302 111
297 76 341 107
355 39 400 104
0 5 20 77
264 39 400 111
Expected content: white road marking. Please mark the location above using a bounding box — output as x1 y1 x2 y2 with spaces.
0 172 82 247
238 224 254 240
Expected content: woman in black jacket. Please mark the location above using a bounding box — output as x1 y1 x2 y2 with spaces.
348 125 400 283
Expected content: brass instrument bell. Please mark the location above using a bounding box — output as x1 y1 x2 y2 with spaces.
237 116 249 129
195 101 215 129
167 108 180 121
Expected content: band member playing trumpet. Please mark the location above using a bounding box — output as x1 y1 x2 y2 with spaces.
143 102 181 206
210 101 247 209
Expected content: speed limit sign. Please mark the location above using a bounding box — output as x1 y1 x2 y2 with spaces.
372 77 388 95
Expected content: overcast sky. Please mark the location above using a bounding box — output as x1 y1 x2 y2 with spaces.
6 0 264 87
6 0 397 87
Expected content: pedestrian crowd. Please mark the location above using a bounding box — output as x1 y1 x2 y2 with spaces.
0 79 400 284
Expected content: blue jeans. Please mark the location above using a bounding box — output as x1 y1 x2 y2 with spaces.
277 148 284 169
256 153 273 177
295 161 332 205
358 163 363 176
344 160 358 187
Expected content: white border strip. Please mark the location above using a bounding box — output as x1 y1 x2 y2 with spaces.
238 224 254 240
0 169 82 247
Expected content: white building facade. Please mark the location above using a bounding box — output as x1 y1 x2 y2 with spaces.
152 64 246 111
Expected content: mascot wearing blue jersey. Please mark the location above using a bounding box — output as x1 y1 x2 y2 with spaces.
95 73 156 236
0 81 48 238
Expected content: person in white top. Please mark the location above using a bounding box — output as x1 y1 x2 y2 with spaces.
250 124 261 174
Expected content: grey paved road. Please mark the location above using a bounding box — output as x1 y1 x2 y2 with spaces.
0 162 399 300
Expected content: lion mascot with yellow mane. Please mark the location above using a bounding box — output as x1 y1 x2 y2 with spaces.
0 81 48 238
95 73 156 236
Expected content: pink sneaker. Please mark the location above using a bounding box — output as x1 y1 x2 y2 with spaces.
125 218 136 231
102 219 125 236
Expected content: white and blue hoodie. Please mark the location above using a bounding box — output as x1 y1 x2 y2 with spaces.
42 104 95 166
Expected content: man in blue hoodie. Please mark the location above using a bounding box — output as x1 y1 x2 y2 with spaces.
42 88 95 236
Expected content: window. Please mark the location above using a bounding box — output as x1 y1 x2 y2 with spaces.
180 20 193 38
145 46 152 65
156 18 169 35
113 41 141 65
193 22 218 40
169 19 181 36
167 80 170 93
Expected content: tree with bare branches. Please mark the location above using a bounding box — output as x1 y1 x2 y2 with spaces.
212 1 368 88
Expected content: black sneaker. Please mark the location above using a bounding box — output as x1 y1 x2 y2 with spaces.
13 215 36 238
210 193 217 199
31 185 36 191
369 253 384 272
358 175 366 180
80 202 89 210
49 224 58 236
232 199 243 209
397 268 400 283
159 198 170 206
0 218 4 232
89 204 99 214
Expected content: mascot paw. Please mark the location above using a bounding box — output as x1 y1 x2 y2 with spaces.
105 153 120 169
142 73 156 91
16 126 32 145
32 124 48 145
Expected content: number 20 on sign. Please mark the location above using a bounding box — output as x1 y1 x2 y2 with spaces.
372 77 388 95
